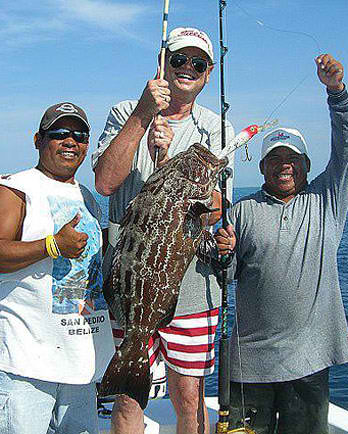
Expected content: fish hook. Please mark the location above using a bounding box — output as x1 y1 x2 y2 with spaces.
242 143 252 162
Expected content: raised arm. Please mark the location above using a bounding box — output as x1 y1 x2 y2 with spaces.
94 78 171 196
314 54 348 227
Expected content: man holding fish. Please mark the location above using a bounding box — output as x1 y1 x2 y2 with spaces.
93 27 234 434
214 54 348 433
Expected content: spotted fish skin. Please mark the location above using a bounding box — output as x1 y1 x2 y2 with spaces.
99 143 228 409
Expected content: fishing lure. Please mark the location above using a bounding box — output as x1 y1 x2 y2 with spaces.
216 119 278 160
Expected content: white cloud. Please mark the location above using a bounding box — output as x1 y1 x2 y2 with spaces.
0 0 149 49
59 0 148 29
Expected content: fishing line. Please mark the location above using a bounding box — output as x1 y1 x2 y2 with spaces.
233 0 321 54
263 74 310 124
232 0 322 125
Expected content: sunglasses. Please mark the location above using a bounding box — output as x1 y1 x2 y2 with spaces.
47 129 89 144
169 53 210 74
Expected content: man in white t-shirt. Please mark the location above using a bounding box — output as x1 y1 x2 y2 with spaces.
0 102 114 434
93 28 235 434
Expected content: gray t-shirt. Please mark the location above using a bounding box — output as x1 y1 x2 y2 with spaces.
227 87 348 382
92 100 235 315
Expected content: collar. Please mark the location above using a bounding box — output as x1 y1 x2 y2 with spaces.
261 182 308 204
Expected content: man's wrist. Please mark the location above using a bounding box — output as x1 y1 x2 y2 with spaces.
327 83 345 94
133 101 156 126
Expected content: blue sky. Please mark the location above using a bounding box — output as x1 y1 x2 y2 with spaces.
1 0 347 189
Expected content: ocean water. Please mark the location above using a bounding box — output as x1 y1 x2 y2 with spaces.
95 186 348 410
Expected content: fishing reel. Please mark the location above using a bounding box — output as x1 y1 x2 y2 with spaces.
216 423 256 434
216 408 257 434
229 429 256 433
227 427 256 434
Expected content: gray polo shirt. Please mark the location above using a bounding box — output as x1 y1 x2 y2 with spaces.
228 87 348 382
92 100 235 316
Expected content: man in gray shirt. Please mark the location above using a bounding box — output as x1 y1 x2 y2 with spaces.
93 27 234 434
215 53 348 433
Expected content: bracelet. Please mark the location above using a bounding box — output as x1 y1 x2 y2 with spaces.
45 235 60 259
52 236 61 257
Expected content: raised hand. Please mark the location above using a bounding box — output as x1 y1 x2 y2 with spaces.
137 74 171 118
315 54 344 92
54 213 89 258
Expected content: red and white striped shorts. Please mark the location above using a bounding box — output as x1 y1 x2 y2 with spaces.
109 308 219 377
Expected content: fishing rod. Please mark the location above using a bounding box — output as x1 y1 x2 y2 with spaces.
159 0 170 80
154 0 170 170
215 1 232 432
216 1 256 433
214 1 277 430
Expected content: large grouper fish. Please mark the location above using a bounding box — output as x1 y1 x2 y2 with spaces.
99 126 260 409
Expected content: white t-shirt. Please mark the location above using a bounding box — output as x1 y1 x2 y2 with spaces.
0 169 114 384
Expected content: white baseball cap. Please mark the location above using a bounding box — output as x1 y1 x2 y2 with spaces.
261 127 309 161
167 27 214 62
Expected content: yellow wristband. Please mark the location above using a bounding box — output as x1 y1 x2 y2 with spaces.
45 235 59 259
52 236 61 257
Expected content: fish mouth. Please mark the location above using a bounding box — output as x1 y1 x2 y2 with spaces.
191 143 228 170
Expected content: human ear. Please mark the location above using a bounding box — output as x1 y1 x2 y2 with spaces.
259 160 264 175
205 64 214 84
34 132 42 150
305 156 311 173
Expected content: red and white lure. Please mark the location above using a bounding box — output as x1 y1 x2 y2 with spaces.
217 119 278 160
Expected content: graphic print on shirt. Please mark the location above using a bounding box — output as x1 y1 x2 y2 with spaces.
48 195 108 314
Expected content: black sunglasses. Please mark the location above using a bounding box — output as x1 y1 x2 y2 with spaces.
169 53 210 74
47 128 89 144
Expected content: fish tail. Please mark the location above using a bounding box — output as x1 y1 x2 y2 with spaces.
98 337 151 410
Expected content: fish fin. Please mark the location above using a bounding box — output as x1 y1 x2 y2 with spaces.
190 201 216 215
98 338 151 410
196 229 219 264
102 274 127 328
183 203 206 240
109 295 127 329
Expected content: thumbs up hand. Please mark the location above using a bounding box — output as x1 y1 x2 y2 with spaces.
54 213 89 258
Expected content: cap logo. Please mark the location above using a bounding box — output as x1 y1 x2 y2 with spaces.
56 103 78 114
179 30 209 47
270 132 290 142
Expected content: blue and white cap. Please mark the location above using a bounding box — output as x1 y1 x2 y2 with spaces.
261 127 309 161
